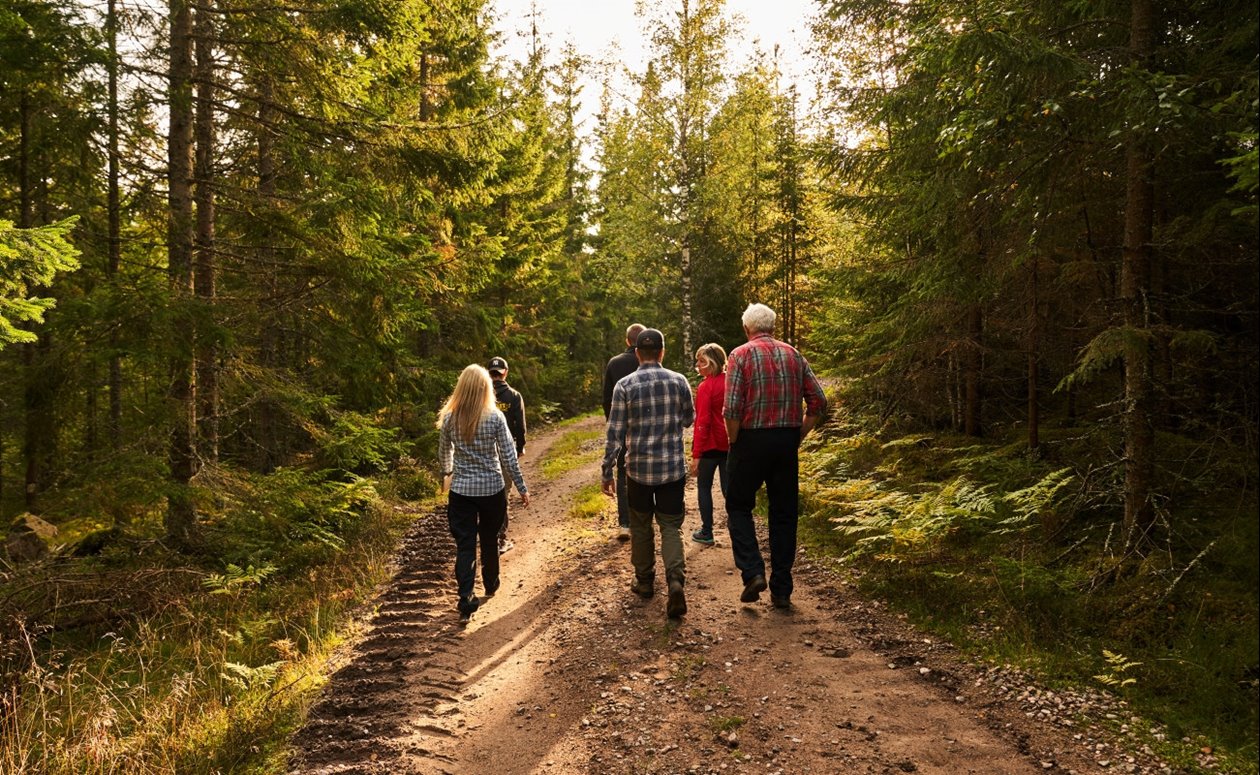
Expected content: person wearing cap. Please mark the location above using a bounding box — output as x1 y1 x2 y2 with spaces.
602 323 646 541
723 303 827 610
601 328 695 619
488 356 526 554
437 365 531 624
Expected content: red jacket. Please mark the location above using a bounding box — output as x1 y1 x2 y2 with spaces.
692 372 730 458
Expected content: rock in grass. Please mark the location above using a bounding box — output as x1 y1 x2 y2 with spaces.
6 513 58 563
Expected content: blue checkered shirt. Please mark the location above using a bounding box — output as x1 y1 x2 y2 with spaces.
602 362 695 486
439 409 528 497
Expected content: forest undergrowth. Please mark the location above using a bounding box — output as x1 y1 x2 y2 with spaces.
0 457 439 775
797 395 1260 774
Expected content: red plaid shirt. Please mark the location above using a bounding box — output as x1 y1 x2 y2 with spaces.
723 333 826 429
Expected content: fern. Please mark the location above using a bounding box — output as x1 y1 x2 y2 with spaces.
203 563 277 595
998 468 1076 533
1093 649 1142 689
221 660 285 692
827 467 1078 562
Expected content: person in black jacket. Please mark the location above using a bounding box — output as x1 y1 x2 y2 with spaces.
602 323 645 541
488 357 526 554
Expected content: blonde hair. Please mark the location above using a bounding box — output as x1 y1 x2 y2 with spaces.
695 342 727 372
437 365 495 443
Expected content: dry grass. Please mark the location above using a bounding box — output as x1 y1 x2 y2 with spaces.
0 500 413 774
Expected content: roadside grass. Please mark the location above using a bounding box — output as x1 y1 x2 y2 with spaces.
0 467 436 775
556 483 612 553
539 413 604 481
797 422 1259 775
570 483 611 522
537 415 614 540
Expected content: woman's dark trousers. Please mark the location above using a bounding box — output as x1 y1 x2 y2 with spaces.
447 489 507 612
695 453 728 535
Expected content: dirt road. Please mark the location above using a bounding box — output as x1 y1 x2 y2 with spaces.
289 416 1162 775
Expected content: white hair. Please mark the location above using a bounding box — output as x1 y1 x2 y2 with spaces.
741 303 776 334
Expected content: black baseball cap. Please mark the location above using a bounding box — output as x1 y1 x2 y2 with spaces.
487 356 508 374
635 328 664 350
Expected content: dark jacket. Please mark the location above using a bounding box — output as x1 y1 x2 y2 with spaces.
493 378 526 454
603 347 639 419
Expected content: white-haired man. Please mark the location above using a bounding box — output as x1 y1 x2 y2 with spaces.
723 303 827 609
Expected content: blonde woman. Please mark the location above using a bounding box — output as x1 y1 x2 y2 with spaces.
438 365 531 623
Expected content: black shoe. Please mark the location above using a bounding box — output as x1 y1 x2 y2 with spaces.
740 575 767 603
630 578 655 599
667 580 687 618
458 595 480 623
484 579 500 597
771 594 791 609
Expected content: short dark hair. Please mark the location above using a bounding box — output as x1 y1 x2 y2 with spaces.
625 323 646 346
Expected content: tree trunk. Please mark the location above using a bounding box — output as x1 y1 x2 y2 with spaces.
1121 0 1157 541
681 238 694 361
22 341 46 512
419 54 431 122
194 1 219 463
166 0 198 547
1028 254 1040 453
257 75 281 472
677 136 694 360
947 352 961 431
19 92 32 229
17 91 54 512
751 119 762 302
781 89 800 346
18 93 35 509
677 0 694 362
107 0 123 449
964 305 984 437
86 360 98 455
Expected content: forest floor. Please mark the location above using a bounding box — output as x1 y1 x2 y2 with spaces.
287 416 1179 775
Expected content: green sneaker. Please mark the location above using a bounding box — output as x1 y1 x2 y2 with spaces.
691 528 715 545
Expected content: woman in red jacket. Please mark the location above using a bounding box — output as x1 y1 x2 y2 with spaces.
690 343 730 544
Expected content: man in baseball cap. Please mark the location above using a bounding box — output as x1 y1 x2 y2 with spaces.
488 356 526 554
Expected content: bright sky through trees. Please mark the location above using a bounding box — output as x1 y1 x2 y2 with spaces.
491 0 819 124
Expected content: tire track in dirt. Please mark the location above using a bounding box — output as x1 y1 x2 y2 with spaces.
290 510 468 772
290 416 627 775
290 415 1167 775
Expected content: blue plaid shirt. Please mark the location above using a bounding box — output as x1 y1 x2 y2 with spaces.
602 362 695 486
439 409 528 497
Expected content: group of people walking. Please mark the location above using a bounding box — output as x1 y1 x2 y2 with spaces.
600 303 827 618
435 302 826 625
